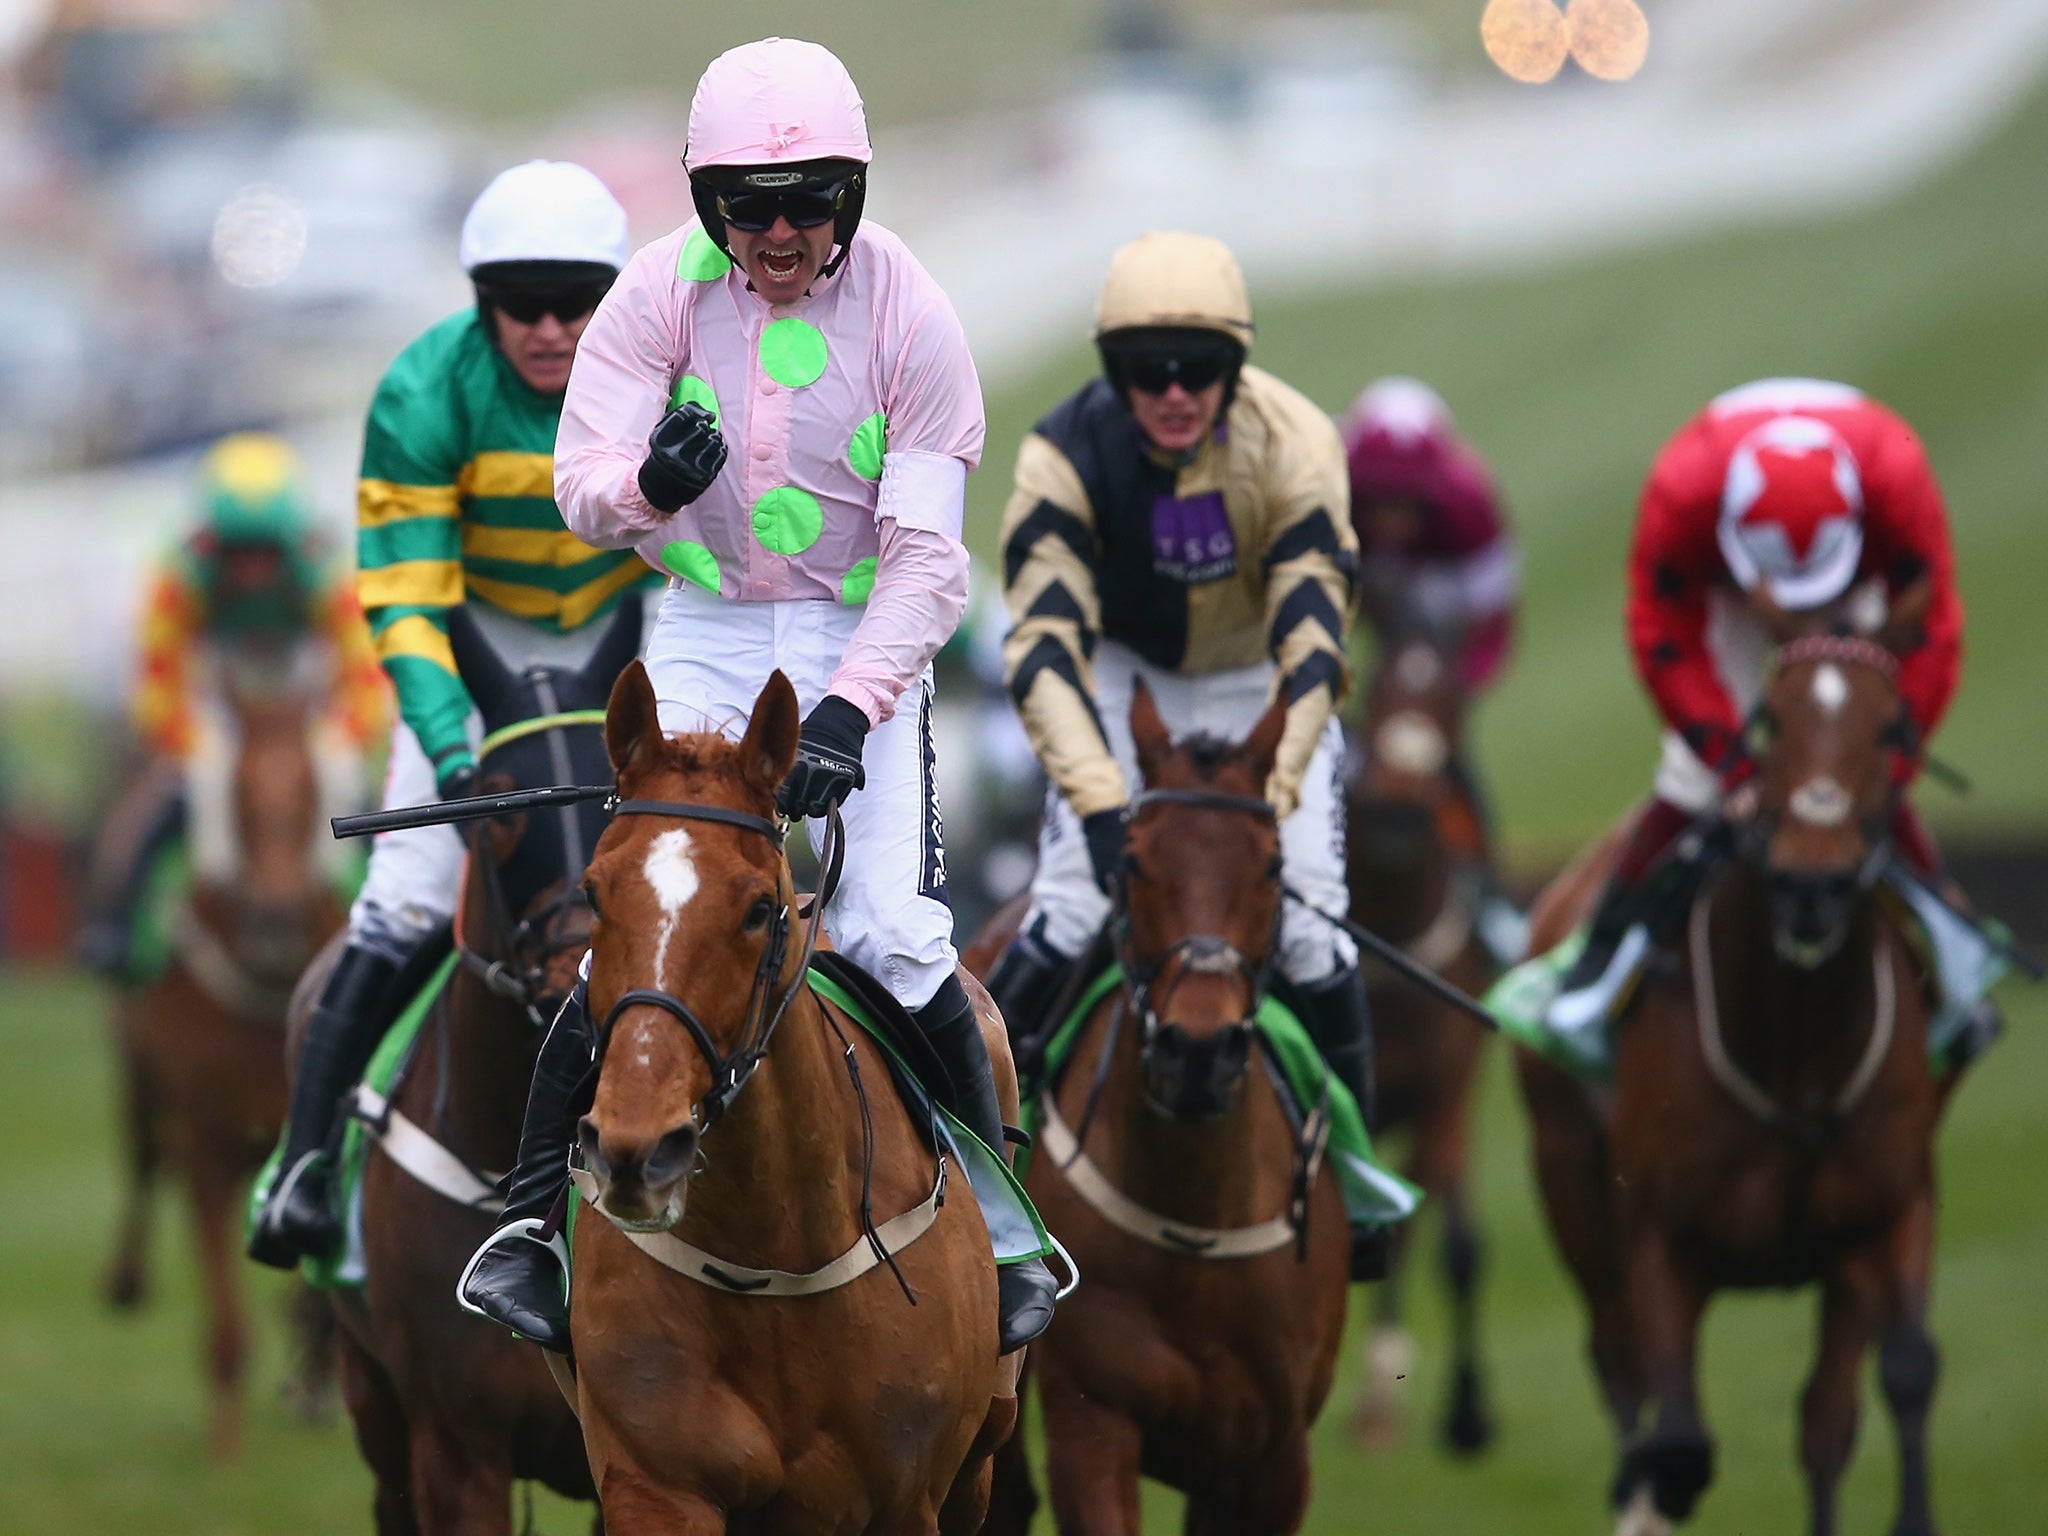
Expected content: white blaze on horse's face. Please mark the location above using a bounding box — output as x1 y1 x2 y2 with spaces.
1395 644 1442 694
642 828 701 984
1811 662 1850 715
1375 709 1448 777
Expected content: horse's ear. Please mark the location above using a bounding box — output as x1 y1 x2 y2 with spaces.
447 607 519 730
739 671 801 799
1129 678 1171 782
1243 695 1289 787
1879 578 1933 655
577 590 644 701
605 660 665 779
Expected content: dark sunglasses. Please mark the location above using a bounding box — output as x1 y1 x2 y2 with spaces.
1122 350 1233 395
716 182 847 234
481 282 612 324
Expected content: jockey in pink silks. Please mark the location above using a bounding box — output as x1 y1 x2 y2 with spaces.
457 37 1058 1355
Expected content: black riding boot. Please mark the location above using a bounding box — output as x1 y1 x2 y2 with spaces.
248 942 403 1268
457 987 595 1353
916 974 1060 1352
1296 965 1391 1282
77 791 188 984
985 922 1074 1098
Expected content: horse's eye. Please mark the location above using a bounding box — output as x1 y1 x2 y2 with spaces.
1266 855 1283 882
743 895 776 933
582 882 602 919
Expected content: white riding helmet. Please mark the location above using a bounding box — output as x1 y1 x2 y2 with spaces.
459 160 630 275
1718 415 1866 611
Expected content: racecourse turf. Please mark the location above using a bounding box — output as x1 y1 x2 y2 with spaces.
3 969 2043 1532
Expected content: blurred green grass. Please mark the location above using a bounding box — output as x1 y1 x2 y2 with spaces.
5 964 2043 1532
967 82 2048 865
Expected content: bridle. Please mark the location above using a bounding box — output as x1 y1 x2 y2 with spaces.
1733 634 1906 892
1111 787 1283 1047
458 700 612 1030
591 799 839 1131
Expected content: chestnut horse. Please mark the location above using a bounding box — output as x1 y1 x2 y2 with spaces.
1516 599 1948 1536
981 682 1349 1536
1344 624 1499 1453
569 661 1018 1535
312 604 639 1534
103 664 349 1458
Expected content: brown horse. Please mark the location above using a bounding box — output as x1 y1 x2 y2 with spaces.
569 661 1018 1535
1516 597 1948 1536
314 609 637 1535
1344 625 1499 1453
103 666 348 1458
980 681 1349 1536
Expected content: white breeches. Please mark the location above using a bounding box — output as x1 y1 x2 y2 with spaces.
643 581 957 1012
1022 640 1355 985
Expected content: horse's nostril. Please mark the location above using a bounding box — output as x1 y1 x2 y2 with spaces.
644 1123 701 1189
576 1116 610 1182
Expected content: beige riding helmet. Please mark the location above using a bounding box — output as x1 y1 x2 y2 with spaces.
1093 231 1255 347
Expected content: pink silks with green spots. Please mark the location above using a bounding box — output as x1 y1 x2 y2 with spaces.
555 217 984 725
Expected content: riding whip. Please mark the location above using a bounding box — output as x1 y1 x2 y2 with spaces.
332 783 615 839
1281 884 1500 1031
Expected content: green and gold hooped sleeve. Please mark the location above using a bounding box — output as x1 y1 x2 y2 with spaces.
357 365 474 780
1257 395 1357 818
1000 433 1126 818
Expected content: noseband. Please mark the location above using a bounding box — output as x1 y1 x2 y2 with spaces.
593 800 833 1130
1114 788 1282 1042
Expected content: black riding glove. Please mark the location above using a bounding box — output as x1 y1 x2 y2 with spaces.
1082 807 1128 894
776 696 869 820
637 403 728 513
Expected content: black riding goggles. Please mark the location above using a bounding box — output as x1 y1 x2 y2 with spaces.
479 280 613 324
715 181 851 234
1123 350 1233 395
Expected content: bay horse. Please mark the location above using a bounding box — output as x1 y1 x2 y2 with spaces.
980 681 1349 1536
102 657 351 1458
1516 593 1948 1536
569 660 1018 1534
1343 622 1499 1454
310 601 639 1534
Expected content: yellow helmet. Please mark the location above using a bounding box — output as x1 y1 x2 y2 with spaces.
1093 231 1254 348
197 433 312 546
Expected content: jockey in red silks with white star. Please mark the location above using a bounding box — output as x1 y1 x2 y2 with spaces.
1547 377 1964 1032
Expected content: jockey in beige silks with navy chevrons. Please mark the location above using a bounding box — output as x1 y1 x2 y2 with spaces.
986 233 1380 1270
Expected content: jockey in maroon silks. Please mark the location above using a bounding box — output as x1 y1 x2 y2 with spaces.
1549 377 1969 1034
1341 378 1522 949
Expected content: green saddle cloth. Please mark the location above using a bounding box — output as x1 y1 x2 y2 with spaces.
1026 968 1421 1228
1485 870 2020 1080
245 951 461 1289
565 967 1056 1270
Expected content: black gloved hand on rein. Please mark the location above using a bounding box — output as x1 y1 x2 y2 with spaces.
638 402 728 513
776 696 870 820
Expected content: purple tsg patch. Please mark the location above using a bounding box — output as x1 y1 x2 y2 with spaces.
1151 491 1237 584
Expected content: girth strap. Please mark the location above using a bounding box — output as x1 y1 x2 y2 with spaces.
568 1157 945 1296
349 1084 505 1213
1036 1091 1328 1260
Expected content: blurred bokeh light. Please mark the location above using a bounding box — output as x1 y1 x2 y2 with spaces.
1566 0 1651 82
1482 0 1570 86
211 183 309 288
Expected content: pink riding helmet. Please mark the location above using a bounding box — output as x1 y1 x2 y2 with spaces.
686 37 872 168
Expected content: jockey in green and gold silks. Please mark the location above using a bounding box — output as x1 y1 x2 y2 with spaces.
358 312 652 791
249 159 660 1271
